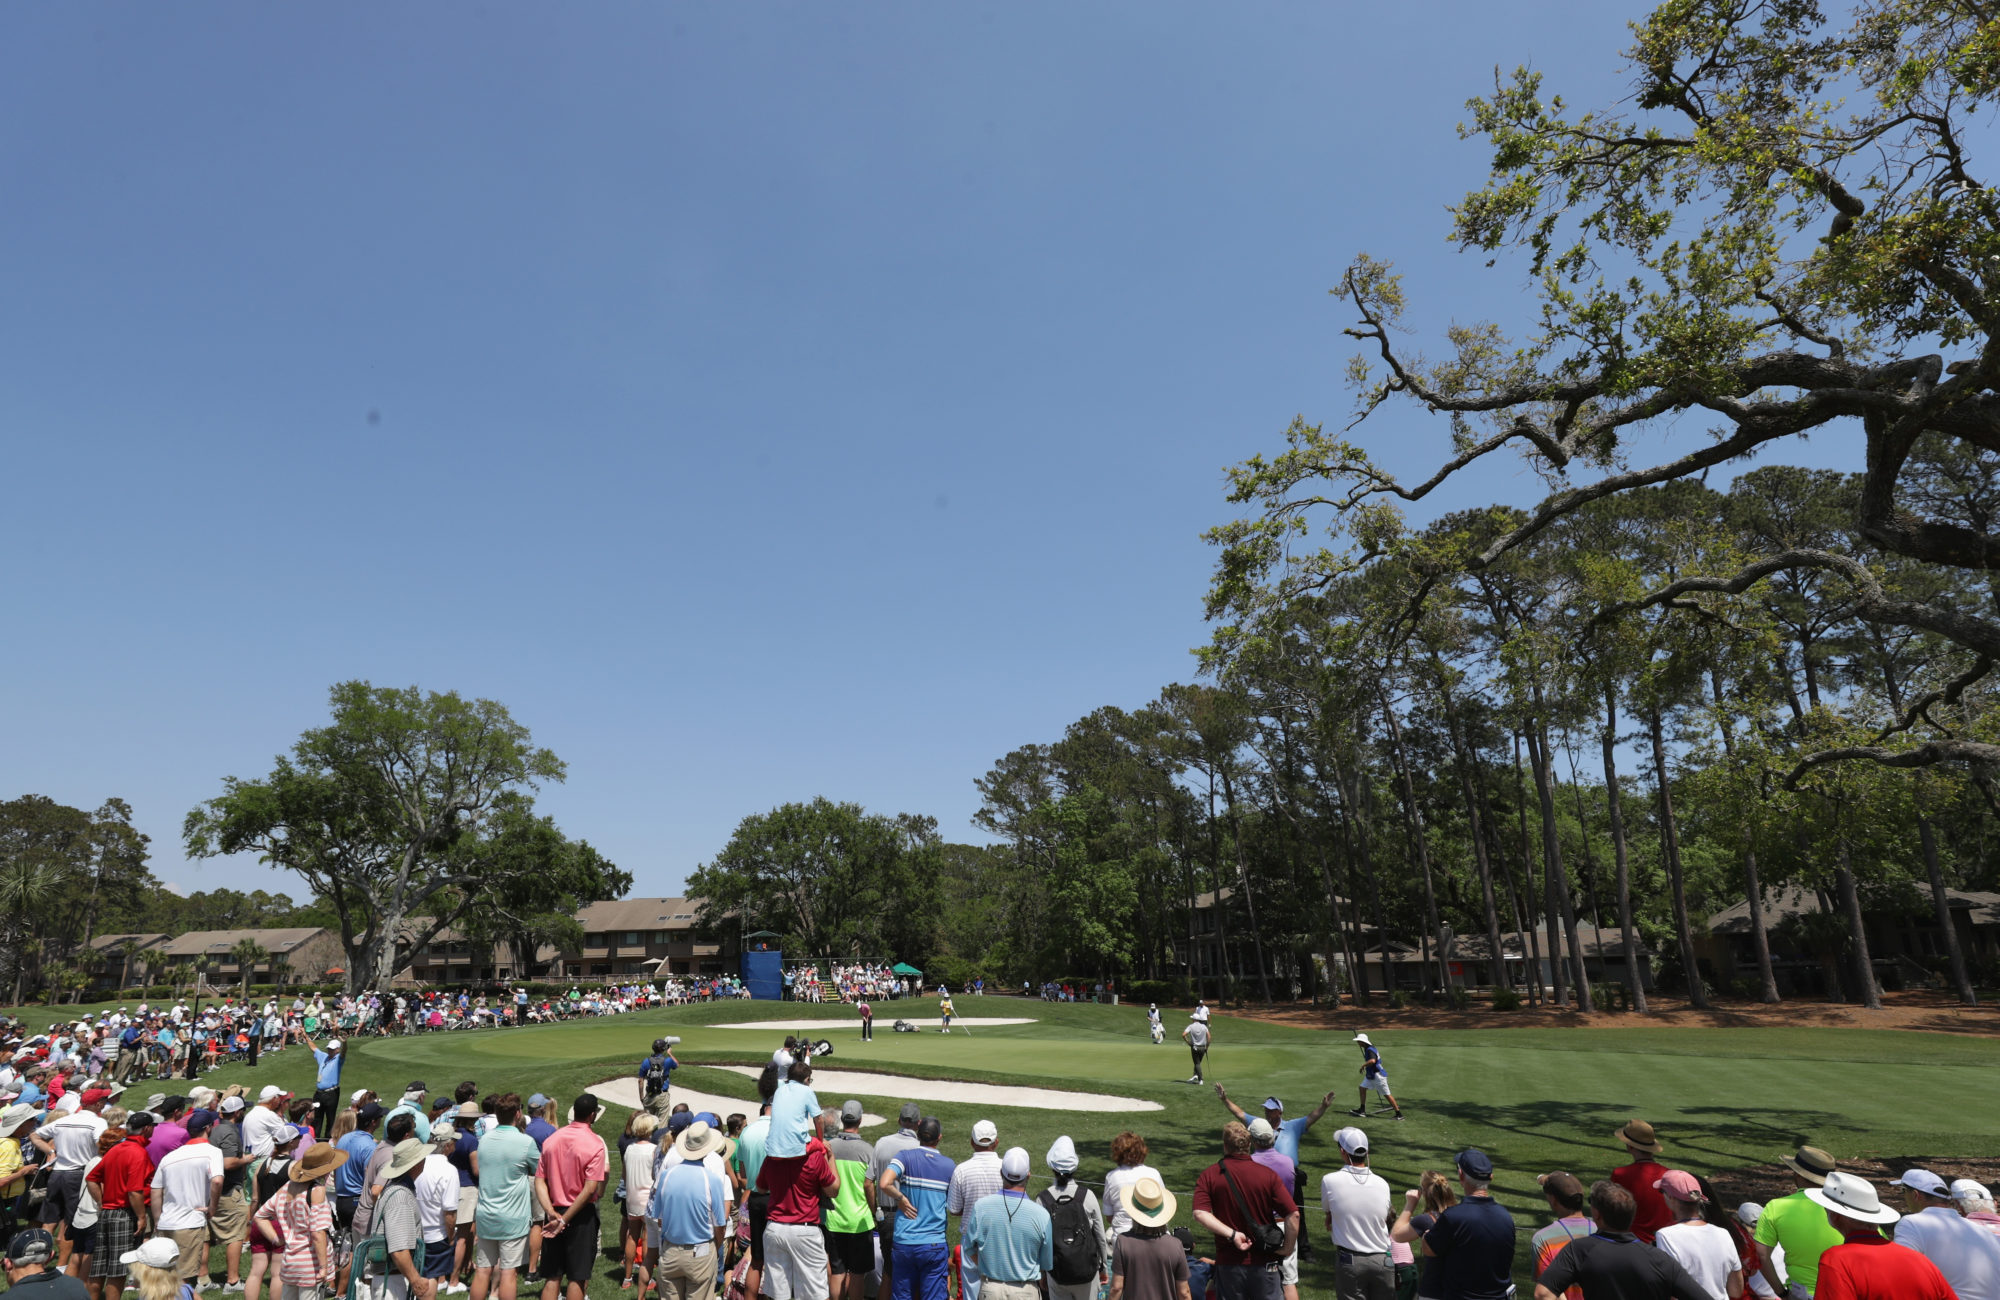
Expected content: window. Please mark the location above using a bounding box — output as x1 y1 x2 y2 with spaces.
623 931 640 946
585 933 602 947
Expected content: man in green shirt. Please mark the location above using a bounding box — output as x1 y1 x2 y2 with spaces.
1755 1146 1845 1299
823 1103 877 1300
470 1094 542 1300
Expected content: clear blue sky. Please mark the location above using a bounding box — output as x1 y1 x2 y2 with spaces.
3 3 1844 898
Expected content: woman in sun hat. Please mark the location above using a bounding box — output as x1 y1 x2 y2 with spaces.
1806 1170 1957 1298
1108 1176 1183 1300
255 1140 341 1300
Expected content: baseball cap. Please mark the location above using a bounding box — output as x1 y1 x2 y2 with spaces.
1654 1170 1705 1202
1262 1097 1284 1113
1456 1148 1494 1180
272 1124 301 1146
257 1085 287 1103
1000 1147 1030 1181
357 1103 385 1128
406 1081 428 1093
80 1088 113 1109
899 1102 922 1126
1334 1126 1368 1156
5 1228 55 1267
1899 1168 1950 1198
840 1100 865 1124
186 1111 215 1137
528 1094 551 1109
121 1237 181 1269
1247 1118 1276 1146
350 1089 371 1104
1952 1179 1995 1205
219 1096 245 1114
325 1038 342 1051
1735 1202 1764 1227
971 1119 998 1146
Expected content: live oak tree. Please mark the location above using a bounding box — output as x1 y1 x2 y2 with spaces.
183 681 622 995
1209 0 2000 777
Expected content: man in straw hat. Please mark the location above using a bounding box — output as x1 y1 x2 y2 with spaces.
962 1147 1051 1300
1888 1166 2000 1300
1107 1176 1187 1300
1532 1181 1709 1300
648 1119 728 1300
1608 1120 1673 1244
1807 1171 1957 1299
1754 1147 1845 1299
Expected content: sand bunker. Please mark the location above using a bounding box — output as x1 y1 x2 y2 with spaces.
708 1018 1037 1030
717 1065 1160 1113
591 1077 888 1128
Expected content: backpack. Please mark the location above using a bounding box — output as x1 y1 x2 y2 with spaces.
641 1055 667 1092
1039 1186 1099 1285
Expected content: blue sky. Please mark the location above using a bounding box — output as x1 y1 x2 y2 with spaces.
2 3 1847 898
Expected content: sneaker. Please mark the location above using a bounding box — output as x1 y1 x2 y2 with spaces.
1186 1076 1201 1084
445 1284 469 1294
222 1283 245 1293
1393 1112 1406 1121
1348 1108 1366 1117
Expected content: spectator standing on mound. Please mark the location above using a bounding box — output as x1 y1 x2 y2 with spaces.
1191 1122 1297 1300
879 1117 953 1300
1807 1171 1957 1299
1320 1126 1393 1300
1528 1173 1591 1300
1420 1149 1515 1300
1609 1121 1673 1244
868 1104 924 1300
1181 1018 1210 1086
949 1121 1004 1300
1889 1166 2000 1300
1038 1137 1106 1300
964 1148 1052 1300
1754 1147 1844 1300
1650 1170 1744 1300
1532 1181 1709 1300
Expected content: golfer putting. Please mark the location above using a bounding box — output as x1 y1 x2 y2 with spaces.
1350 1032 1404 1119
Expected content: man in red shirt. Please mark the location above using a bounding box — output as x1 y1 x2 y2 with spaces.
534 1095 607 1300
1608 1120 1673 1244
1807 1171 1957 1299
86 1114 157 1300
1191 1122 1298 1300
758 1113 839 1300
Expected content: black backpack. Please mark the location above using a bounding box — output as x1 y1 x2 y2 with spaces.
1040 1185 1099 1285
641 1055 667 1092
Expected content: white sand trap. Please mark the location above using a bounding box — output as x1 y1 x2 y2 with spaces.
709 1018 1038 1030
592 1077 887 1128
716 1065 1160 1113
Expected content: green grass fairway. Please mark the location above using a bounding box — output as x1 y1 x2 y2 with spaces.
45 996 2000 1293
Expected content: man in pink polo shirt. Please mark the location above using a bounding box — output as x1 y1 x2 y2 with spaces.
534 1094 607 1300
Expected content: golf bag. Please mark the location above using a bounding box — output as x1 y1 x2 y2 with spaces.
813 1038 835 1058
893 1019 916 1033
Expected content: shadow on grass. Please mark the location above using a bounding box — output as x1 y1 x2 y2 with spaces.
1411 1098 1850 1170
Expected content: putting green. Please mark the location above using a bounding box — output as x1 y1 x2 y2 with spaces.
51 999 2000 1293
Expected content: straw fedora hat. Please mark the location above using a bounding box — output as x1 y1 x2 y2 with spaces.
1126 1175 1176 1229
1781 1146 1837 1187
1614 1119 1662 1156
290 1141 346 1184
1806 1171 1900 1226
677 1120 725 1162
384 1138 430 1180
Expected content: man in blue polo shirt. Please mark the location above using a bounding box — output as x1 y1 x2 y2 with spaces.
305 1033 346 1138
879 1118 955 1300
1422 1149 1515 1300
1350 1034 1404 1120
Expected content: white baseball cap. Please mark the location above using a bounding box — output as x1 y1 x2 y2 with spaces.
121 1238 181 1269
258 1085 287 1102
351 1089 370 1104
1000 1147 1030 1181
325 1038 342 1052
1334 1126 1369 1156
971 1119 998 1146
219 1097 245 1114
1898 1168 1950 1198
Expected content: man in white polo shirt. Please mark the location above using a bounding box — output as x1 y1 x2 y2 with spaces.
1320 1126 1393 1300
1893 1166 2000 1300
152 1111 225 1285
241 1086 292 1160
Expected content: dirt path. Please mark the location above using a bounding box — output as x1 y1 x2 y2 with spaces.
1221 989 2000 1037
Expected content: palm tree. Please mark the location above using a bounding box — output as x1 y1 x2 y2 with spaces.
231 940 269 997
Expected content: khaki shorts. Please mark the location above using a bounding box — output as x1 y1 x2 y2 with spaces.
457 1187 478 1224
210 1190 250 1244
474 1236 528 1271
167 1227 211 1279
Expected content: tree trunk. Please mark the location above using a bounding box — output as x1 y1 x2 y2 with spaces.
1709 669 1780 1005
1835 842 1883 1010
1648 705 1708 1009
1433 659 1511 993
1381 694 1447 996
1592 684 1640 1008
1499 743 1546 1005
1218 766 1275 1004
1917 807 1977 1005
1204 771 1237 1001
1527 710 1593 1011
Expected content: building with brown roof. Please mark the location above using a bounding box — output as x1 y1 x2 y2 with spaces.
151 928 344 986
556 897 730 979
